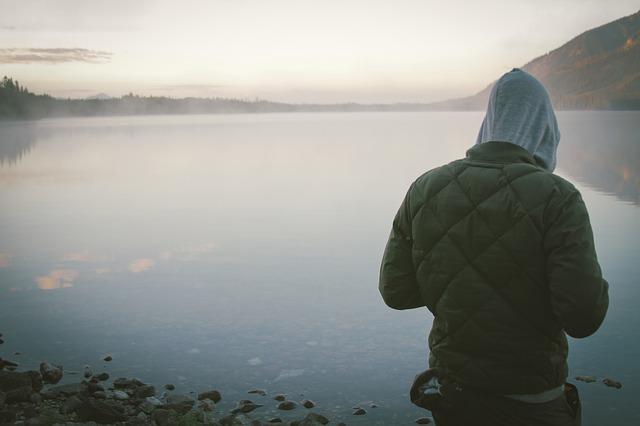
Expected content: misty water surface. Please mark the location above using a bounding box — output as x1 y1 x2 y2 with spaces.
0 112 638 425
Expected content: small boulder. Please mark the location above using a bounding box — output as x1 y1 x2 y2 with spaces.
164 384 175 391
603 378 622 389
113 390 129 400
134 385 155 398
60 395 83 414
353 408 367 415
198 389 221 403
575 375 596 383
93 372 110 381
273 394 286 402
164 394 195 414
277 400 296 410
103 355 113 362
415 417 433 424
300 399 315 409
76 398 127 423
231 399 263 414
84 365 93 379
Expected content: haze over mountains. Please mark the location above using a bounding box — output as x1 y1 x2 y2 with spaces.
432 9 640 110
1 9 639 120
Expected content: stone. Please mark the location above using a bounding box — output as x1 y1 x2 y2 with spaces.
84 366 93 379
93 372 109 382
134 385 155 398
113 390 129 400
60 395 83 414
273 394 286 402
276 400 296 410
29 392 42 405
300 399 315 409
603 378 622 389
231 400 263 414
164 394 194 414
0 358 18 370
6 385 33 403
353 408 366 415
247 388 266 396
164 384 175 391
47 382 83 397
145 396 164 406
415 417 433 424
575 375 596 383
290 413 330 426
198 390 221 403
0 410 16 424
0 370 43 392
196 399 216 412
151 408 173 426
139 400 157 414
76 398 127 424
93 391 107 399
39 362 63 385
103 355 113 362
267 418 283 423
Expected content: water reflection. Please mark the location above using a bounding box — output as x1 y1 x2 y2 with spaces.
557 111 640 205
0 121 38 165
35 268 78 290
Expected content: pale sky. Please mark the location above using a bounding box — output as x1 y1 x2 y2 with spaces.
1 0 638 103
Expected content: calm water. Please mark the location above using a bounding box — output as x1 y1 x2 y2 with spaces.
0 112 638 425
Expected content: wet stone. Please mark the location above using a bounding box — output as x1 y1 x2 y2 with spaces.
113 390 129 400
575 375 596 383
300 399 315 409
164 384 175 391
93 372 109 382
273 394 286 402
415 417 433 424
247 388 266 396
60 395 83 414
267 417 283 423
231 399 263 414
603 378 622 389
134 385 155 398
277 400 296 411
353 407 367 415
198 390 221 403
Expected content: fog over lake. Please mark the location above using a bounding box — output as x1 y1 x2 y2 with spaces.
0 111 638 425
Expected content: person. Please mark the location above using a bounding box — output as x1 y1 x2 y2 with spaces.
378 68 609 426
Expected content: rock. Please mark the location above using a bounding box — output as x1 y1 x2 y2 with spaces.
0 370 43 392
47 382 83 396
84 366 93 379
0 358 18 370
575 375 596 383
353 408 366 415
60 395 83 414
151 408 173 426
139 400 157 415
164 394 194 414
603 378 622 389
39 362 63 384
0 409 16 424
87 380 104 394
0 390 4 408
164 384 175 391
103 355 113 362
198 390 221 403
267 418 283 423
300 399 315 409
196 399 216 412
273 394 286 402
415 417 433 424
291 413 330 426
134 385 155 398
247 388 266 396
277 400 296 410
93 391 107 399
93 372 109 382
145 396 164 406
113 377 144 389
76 398 127 424
29 392 42 405
6 385 33 403
231 400 263 414
113 390 129 400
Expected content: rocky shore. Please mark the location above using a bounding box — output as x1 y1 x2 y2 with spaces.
1 353 409 426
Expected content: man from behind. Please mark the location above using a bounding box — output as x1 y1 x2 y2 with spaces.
379 69 609 426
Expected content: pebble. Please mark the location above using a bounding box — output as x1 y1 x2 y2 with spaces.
415 417 433 424
113 390 129 400
602 378 622 389
39 362 63 384
575 375 596 383
231 399 263 414
84 366 93 378
164 384 175 391
300 399 315 409
248 388 266 396
277 400 296 410
353 408 367 415
103 355 113 362
273 394 286 402
197 390 221 403
93 372 109 381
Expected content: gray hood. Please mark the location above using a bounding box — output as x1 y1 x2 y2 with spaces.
475 68 560 172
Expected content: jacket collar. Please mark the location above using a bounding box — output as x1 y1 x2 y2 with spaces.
465 141 539 167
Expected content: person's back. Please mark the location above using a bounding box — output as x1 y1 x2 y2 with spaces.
379 69 609 426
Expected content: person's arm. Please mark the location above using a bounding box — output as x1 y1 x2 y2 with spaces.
379 184 424 310
544 189 609 338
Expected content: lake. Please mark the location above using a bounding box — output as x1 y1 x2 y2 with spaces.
0 111 638 425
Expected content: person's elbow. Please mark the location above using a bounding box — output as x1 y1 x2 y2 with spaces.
562 283 609 338
379 278 424 310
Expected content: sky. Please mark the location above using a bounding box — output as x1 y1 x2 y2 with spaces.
0 0 638 103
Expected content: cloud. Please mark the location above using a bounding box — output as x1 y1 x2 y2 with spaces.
0 48 112 64
35 269 78 290
129 258 155 273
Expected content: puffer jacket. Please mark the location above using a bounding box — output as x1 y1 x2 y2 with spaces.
379 141 609 395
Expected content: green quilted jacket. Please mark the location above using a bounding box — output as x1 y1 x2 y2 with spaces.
379 141 609 395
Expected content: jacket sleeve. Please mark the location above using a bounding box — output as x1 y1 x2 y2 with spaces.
544 189 609 338
379 184 424 310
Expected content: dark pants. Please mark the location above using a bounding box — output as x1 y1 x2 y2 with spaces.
432 384 581 426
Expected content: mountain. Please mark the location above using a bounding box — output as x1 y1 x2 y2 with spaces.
85 93 112 100
430 10 640 110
